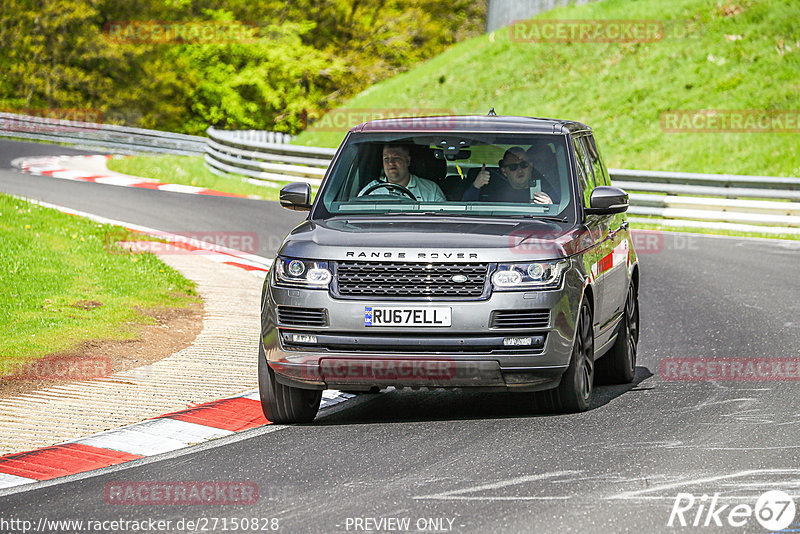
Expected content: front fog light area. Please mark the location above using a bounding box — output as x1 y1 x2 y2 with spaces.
275 257 332 288
492 260 568 290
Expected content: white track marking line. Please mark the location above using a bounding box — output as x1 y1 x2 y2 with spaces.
0 473 38 489
74 419 233 456
51 169 97 179
0 423 288 498
158 183 208 194
93 176 140 186
414 471 579 501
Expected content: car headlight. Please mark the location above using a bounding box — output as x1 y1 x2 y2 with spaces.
274 257 332 288
491 260 568 290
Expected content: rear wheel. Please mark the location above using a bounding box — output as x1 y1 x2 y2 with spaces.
535 300 594 413
258 342 321 423
596 283 639 384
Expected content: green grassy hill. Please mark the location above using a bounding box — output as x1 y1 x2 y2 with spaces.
295 0 800 177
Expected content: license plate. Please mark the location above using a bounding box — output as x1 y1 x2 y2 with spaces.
365 306 451 327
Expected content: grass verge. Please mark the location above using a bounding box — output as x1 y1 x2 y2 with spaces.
0 193 199 374
294 0 800 178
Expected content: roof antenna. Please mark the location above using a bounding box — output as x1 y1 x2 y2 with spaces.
488 107 497 116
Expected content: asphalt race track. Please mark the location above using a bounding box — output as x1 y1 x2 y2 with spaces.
1 139 799 533
0 140 305 258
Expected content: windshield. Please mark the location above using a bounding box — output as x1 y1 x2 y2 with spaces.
313 132 576 221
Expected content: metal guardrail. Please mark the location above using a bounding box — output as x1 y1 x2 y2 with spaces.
0 112 206 155
609 169 800 233
204 126 333 185
205 131 800 233
4 111 795 234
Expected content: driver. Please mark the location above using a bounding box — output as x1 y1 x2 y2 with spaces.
358 144 446 202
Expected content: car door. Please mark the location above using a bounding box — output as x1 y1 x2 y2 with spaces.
571 134 609 338
586 134 629 327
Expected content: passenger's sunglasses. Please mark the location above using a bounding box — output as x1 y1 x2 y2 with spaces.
502 162 529 171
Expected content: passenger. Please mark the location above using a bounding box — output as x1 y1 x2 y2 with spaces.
359 144 446 202
461 147 553 204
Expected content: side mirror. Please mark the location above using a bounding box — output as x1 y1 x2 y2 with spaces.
585 186 629 215
280 182 312 211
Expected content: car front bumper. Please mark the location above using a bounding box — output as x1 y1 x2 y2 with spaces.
261 268 583 392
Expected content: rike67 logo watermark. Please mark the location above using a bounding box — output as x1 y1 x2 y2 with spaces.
668 490 796 530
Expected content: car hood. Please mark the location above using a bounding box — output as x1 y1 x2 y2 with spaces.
278 218 595 262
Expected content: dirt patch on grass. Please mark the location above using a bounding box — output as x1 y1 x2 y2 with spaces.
0 300 203 399
70 299 104 310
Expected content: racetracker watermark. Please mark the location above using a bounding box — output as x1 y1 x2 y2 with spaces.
103 21 259 44
0 517 279 532
660 358 800 382
105 230 258 255
510 19 663 43
661 110 800 133
668 490 796 530
104 481 259 505
320 360 457 381
631 230 700 255
1 356 111 380
306 108 456 132
1 108 103 133
506 229 698 255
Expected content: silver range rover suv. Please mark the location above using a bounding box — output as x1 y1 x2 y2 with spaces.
259 115 640 423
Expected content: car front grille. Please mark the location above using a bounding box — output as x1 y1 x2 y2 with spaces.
334 261 489 299
490 309 550 329
276 306 328 327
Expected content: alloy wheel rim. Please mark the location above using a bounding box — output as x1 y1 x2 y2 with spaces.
578 305 593 400
626 287 639 371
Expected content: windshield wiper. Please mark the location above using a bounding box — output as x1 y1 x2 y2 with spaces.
378 211 456 216
508 215 569 223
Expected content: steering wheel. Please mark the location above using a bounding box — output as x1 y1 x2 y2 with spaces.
360 181 417 200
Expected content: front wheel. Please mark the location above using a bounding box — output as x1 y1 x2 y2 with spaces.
258 342 321 423
535 299 594 413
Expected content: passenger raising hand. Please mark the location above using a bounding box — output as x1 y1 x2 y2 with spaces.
473 163 490 189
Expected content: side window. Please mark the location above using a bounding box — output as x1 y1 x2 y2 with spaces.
572 135 594 207
585 135 610 186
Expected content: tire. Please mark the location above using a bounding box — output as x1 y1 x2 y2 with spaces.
535 299 594 413
258 342 322 423
596 283 639 385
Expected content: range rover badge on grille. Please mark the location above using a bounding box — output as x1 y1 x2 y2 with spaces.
451 274 468 283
